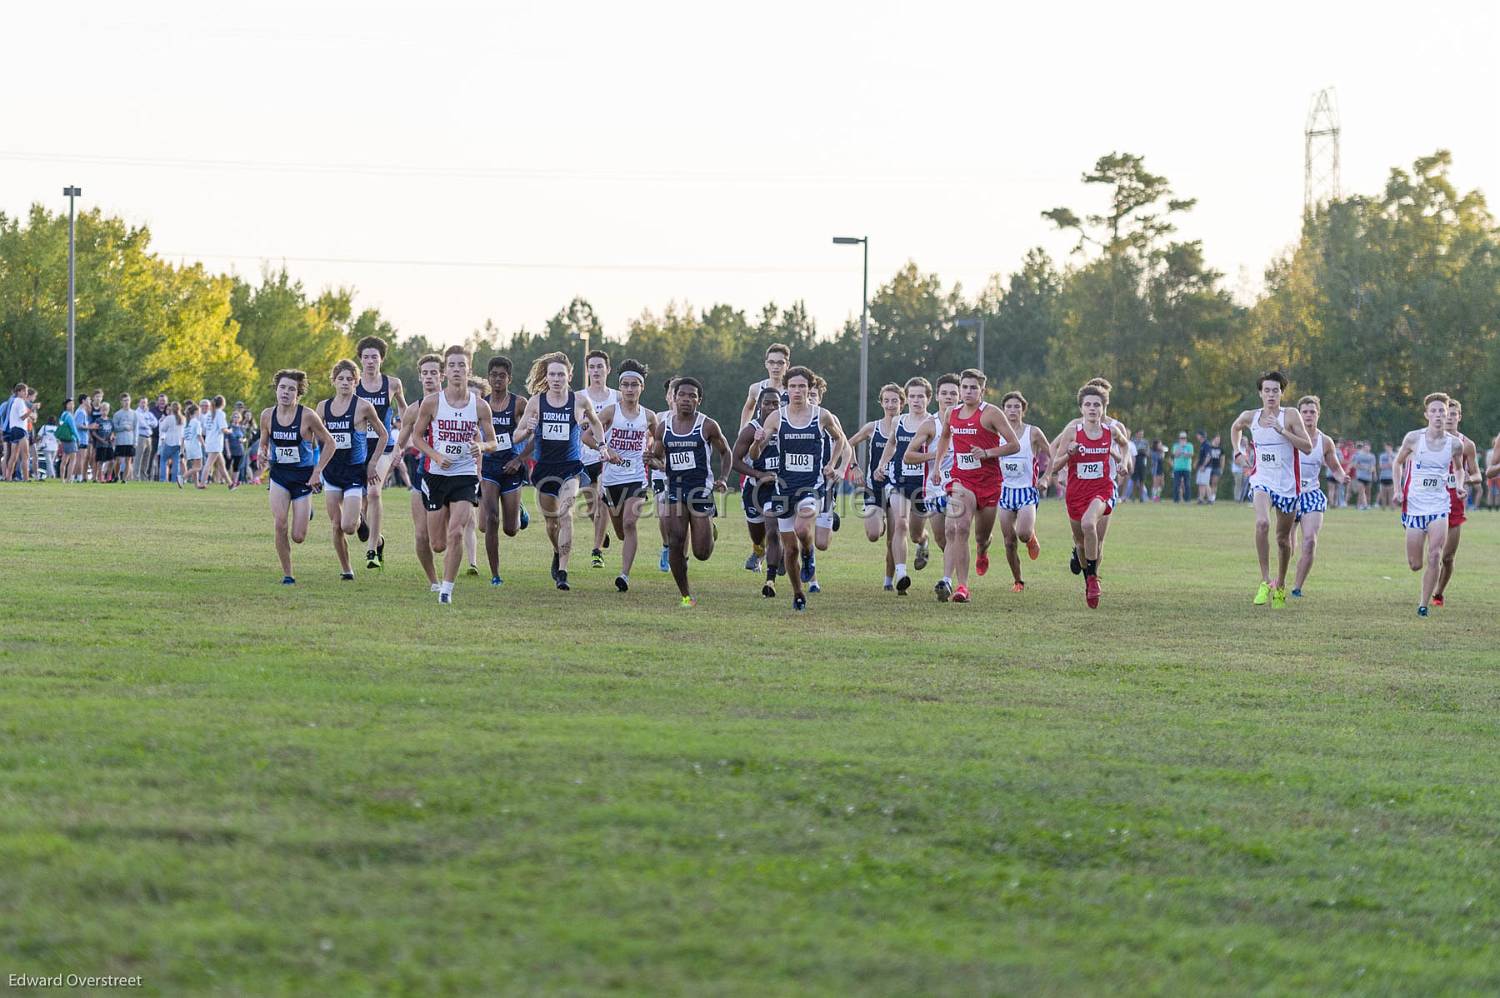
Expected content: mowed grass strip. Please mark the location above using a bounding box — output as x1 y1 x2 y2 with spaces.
1 483 1497 994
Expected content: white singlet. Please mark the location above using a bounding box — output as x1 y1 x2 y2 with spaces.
1000 423 1036 489
427 390 479 477
1403 431 1454 517
599 405 650 487
1249 407 1298 497
579 387 618 467
1298 430 1326 493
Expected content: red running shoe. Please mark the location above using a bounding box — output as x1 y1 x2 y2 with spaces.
1010 581 1025 593
1432 594 1445 607
1085 575 1101 609
975 552 989 576
1026 535 1040 561
952 584 971 603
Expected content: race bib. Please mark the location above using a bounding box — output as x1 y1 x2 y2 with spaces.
784 452 814 473
443 441 466 457
1258 449 1279 467
330 431 351 450
1001 458 1025 477
668 449 697 471
541 420 569 441
1446 472 1458 489
1420 475 1442 490
763 456 780 471
274 445 300 464
956 451 981 471
1077 461 1104 480
494 432 512 452
901 462 922 478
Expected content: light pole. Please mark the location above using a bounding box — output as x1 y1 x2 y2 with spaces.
955 317 985 374
63 186 82 402
832 235 869 435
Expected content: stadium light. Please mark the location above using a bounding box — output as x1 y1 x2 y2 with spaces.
832 235 870 443
63 186 83 402
954 317 985 375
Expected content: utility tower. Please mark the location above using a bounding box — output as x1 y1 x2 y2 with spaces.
1304 87 1341 214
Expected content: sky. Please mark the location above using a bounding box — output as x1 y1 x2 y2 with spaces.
4 0 1497 345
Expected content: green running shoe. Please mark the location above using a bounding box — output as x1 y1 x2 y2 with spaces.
1253 581 1271 605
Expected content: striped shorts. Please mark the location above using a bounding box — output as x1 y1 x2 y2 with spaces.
1296 488 1328 516
999 486 1039 511
1401 512 1447 531
1252 484 1298 515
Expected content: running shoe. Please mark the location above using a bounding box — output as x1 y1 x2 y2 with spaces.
602 534 610 549
935 579 952 602
895 573 911 594
679 595 696 608
1271 587 1287 609
659 546 670 572
519 507 530 530
340 571 354 581
591 548 604 569
808 581 821 594
1085 574 1100 609
1290 588 1303 598
793 594 806 612
1069 548 1081 575
1418 605 1429 617
883 581 895 592
429 582 441 593
1011 581 1025 593
438 591 452 605
914 540 929 571
976 551 990 576
1432 594 1445 607
467 564 479 576
615 575 629 592
556 570 570 591
491 575 504 586
281 576 296 585
357 518 370 543
1253 582 1270 605
376 537 384 565
744 552 761 572
952 585 970 603
800 551 815 583
551 552 560 582
831 512 841 532
762 581 776 598
1026 535 1040 561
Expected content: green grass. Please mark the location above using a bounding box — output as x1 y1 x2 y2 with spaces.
2 482 1498 995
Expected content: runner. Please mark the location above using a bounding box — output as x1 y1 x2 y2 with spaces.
652 380 676 573
353 335 408 570
1288 395 1349 598
511 351 607 591
750 367 847 611
1229 371 1316 608
732 386 784 598
597 360 659 593
406 346 496 604
897 374 961 568
1392 393 1464 616
738 342 792 570
995 391 1050 592
395 354 444 592
1048 383 1126 608
931 369 1020 603
648 377 731 607
804 376 850 594
259 370 337 584
577 349 620 570
319 360 389 580
846 384 907 591
872 376 936 592
477 356 530 586
1432 398 1482 607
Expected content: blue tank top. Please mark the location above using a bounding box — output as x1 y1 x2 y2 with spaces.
893 413 925 490
486 392 517 464
776 406 822 492
533 390 580 465
869 422 891 486
663 413 711 488
354 374 394 440
269 406 315 472
322 396 367 472
748 417 780 480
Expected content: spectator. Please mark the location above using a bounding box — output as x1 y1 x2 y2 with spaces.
113 393 138 483
227 410 248 484
1150 439 1165 501
3 382 34 482
1129 429 1148 500
158 401 184 487
56 398 80 481
183 402 205 488
1171 431 1194 503
1352 441 1376 510
134 397 158 480
74 393 95 481
1193 430 1212 504
1203 433 1225 503
91 401 116 482
1336 438 1355 507
1377 442 1396 509
38 416 59 479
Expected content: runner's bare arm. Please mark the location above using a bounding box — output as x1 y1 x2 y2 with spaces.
509 397 541 450
302 407 337 487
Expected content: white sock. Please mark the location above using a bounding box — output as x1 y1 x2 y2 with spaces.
619 573 628 582
942 576 952 586
895 563 907 577
883 576 892 586
439 580 454 596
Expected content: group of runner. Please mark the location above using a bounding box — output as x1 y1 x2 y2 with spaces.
253 342 1495 616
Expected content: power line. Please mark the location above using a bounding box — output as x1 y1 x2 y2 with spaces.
158 251 857 275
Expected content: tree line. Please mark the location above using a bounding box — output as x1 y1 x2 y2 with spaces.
3 150 1495 445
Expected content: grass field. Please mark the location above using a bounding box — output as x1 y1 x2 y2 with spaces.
2 482 1498 995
